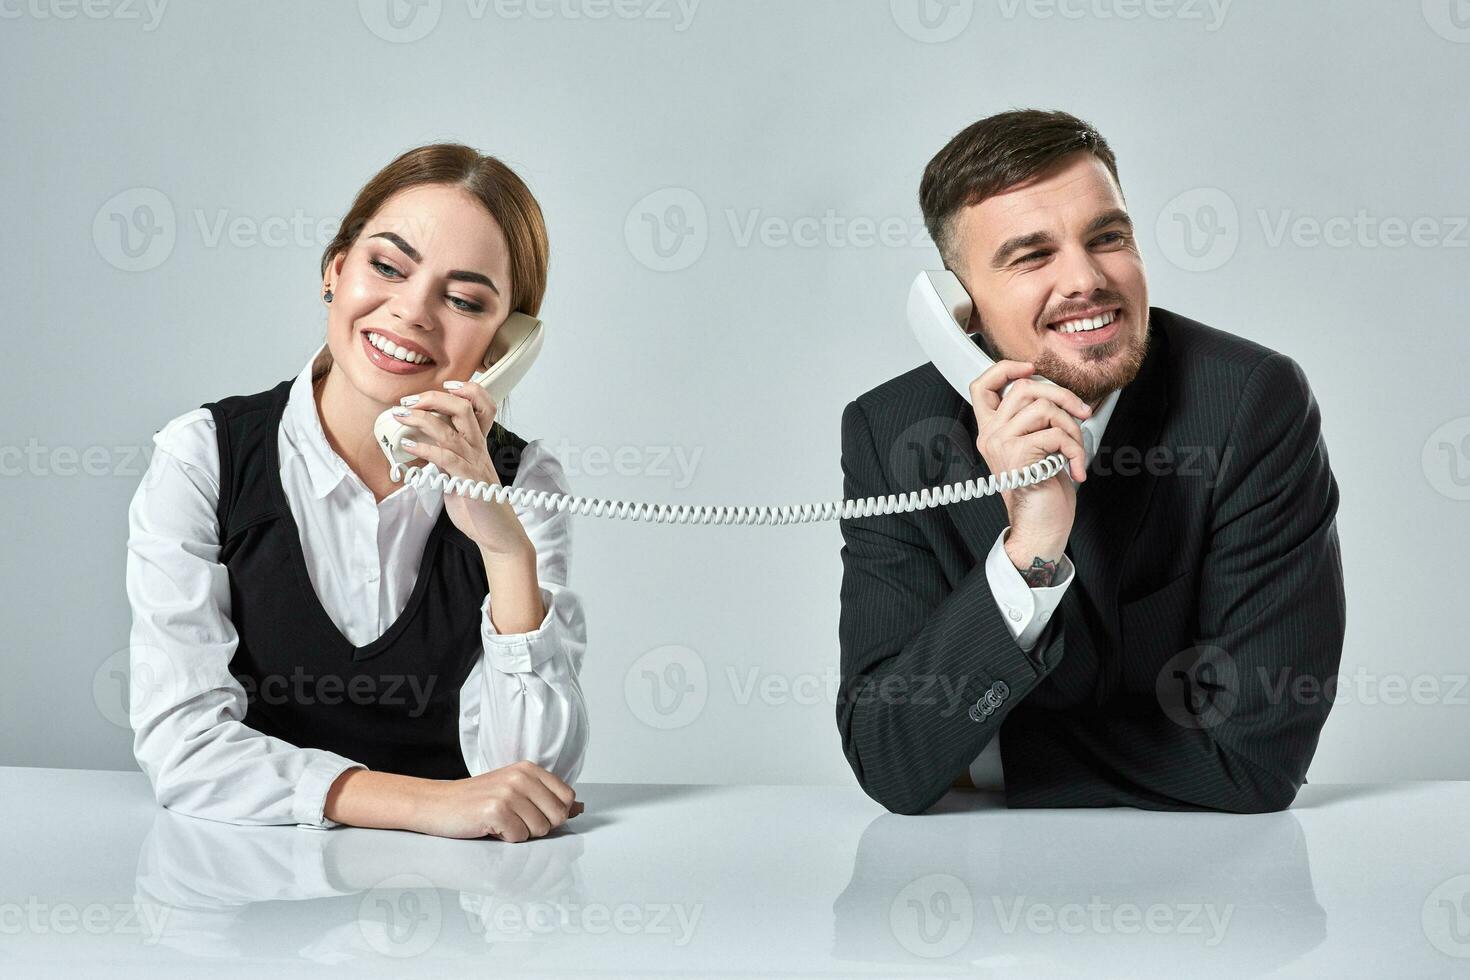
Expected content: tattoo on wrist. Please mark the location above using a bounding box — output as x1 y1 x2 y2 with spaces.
1019 555 1061 588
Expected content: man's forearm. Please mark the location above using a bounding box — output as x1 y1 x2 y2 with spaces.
840 561 1061 814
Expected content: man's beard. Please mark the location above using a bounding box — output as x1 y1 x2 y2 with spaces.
976 311 1151 406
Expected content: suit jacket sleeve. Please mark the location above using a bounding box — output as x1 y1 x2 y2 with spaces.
1001 352 1347 813
837 398 1075 815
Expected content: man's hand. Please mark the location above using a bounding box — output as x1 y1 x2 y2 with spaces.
969 360 1092 583
415 760 582 842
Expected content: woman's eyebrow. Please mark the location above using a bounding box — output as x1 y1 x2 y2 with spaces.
368 231 500 295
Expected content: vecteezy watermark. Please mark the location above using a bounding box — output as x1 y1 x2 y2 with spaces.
1155 187 1240 273
890 0 975 43
624 187 932 271
627 647 1006 728
1258 665 1470 708
1422 0 1470 43
357 0 443 42
94 644 443 729
1155 645 1239 730
0 0 168 29
885 414 1235 494
626 642 1027 729
1087 444 1234 485
888 415 976 490
890 874 974 958
358 874 443 958
990 895 1234 946
462 896 703 944
1423 874 1470 958
546 437 703 489
995 0 1234 30
1257 210 1470 251
358 0 699 43
0 898 171 943
1423 416 1470 501
727 664 843 708
0 439 155 479
93 188 177 272
480 0 699 29
94 644 187 730
234 668 440 718
93 186 347 272
1154 655 1470 726
624 187 708 272
730 666 982 718
888 874 1235 959
1155 186 1469 272
892 0 1235 42
624 644 708 729
724 208 932 251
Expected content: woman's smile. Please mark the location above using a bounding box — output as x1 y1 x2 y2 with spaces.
360 328 437 375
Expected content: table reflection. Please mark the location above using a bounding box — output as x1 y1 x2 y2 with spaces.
833 790 1325 976
131 810 586 965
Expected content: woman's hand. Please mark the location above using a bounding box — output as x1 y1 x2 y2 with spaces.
393 381 530 560
415 761 583 842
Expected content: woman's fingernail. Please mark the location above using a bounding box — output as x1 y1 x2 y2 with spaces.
391 406 411 417
400 394 420 406
443 380 464 390
401 438 416 447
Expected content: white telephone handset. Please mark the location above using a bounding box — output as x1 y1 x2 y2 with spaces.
375 311 544 471
389 279 1075 524
907 269 1102 468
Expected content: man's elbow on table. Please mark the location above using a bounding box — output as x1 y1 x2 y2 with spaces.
849 759 955 816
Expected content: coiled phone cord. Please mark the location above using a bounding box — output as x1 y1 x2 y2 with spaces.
389 452 1069 526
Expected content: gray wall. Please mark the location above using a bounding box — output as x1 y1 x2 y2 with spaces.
3 0 1467 785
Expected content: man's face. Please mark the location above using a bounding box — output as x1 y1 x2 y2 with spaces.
947 152 1150 406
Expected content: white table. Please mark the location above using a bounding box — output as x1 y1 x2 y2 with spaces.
2 767 1467 977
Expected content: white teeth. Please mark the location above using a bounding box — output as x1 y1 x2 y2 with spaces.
1054 310 1117 334
367 332 431 364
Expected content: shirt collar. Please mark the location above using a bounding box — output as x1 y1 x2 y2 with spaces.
1084 386 1122 471
1089 386 1122 442
280 342 445 515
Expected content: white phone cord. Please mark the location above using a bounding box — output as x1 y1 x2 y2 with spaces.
389 452 1069 526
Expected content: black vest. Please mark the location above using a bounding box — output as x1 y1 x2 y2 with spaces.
203 377 527 780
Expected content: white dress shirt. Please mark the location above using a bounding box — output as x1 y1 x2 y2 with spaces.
126 343 588 829
968 386 1120 790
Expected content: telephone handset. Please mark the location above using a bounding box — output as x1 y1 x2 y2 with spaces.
374 311 544 469
907 269 1102 469
382 276 1072 524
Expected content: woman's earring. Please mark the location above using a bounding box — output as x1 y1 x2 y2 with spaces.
323 289 333 304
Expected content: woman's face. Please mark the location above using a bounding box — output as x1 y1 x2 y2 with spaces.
323 183 515 406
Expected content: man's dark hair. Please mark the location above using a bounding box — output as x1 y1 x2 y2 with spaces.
919 108 1122 268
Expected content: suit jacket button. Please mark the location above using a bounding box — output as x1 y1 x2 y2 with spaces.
992 680 1009 699
968 703 983 723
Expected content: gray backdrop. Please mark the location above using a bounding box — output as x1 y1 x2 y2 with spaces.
4 0 1467 786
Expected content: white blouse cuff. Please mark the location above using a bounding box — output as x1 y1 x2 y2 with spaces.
480 585 562 673
294 756 367 830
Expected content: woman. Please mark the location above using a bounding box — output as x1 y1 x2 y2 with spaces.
125 144 587 843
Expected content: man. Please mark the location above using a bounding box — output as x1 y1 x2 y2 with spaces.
837 108 1345 814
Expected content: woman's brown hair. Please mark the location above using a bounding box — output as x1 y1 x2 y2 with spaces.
320 142 550 321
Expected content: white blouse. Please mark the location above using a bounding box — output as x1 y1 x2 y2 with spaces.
125 343 588 830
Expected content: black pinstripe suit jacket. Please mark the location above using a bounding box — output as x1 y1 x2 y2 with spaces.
837 307 1346 814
